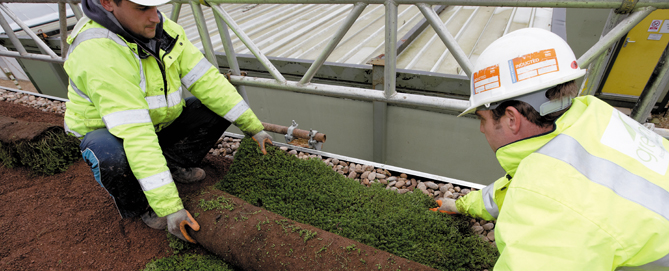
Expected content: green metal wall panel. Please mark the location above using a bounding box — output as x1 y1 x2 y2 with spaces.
237 86 503 184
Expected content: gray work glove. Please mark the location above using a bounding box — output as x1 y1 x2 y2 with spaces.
166 209 200 243
252 130 273 155
429 198 459 214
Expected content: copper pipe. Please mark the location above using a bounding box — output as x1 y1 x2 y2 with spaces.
262 122 327 142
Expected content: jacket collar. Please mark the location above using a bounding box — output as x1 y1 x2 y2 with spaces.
82 0 165 56
494 96 589 178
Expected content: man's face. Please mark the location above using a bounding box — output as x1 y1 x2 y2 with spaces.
103 0 160 39
476 110 509 152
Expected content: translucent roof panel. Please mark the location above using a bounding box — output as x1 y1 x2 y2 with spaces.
159 4 552 76
0 3 75 34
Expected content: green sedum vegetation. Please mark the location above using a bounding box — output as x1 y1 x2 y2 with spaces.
166 231 192 255
216 138 499 271
143 253 234 271
0 130 80 175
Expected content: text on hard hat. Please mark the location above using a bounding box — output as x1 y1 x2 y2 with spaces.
509 49 559 83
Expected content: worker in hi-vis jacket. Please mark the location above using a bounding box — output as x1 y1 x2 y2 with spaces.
432 28 669 270
63 0 273 242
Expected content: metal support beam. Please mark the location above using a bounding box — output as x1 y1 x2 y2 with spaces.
396 5 446 56
211 4 286 83
0 50 65 63
631 48 669 122
229 75 470 112
370 58 384 90
189 1 219 67
213 3 249 103
384 0 397 98
4 0 669 8
58 2 68 58
431 5 477 73
416 3 473 77
170 2 182 22
0 4 59 59
168 0 669 9
68 0 83 20
3 0 668 7
300 2 367 84
0 8 27 55
373 101 388 163
370 61 387 163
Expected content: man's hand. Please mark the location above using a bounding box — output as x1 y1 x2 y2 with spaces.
429 198 459 214
166 209 200 243
252 130 273 155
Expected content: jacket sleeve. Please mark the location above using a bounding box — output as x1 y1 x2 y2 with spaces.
66 37 182 217
455 176 510 220
176 28 264 136
493 186 617 271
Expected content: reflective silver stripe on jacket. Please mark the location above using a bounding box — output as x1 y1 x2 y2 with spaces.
69 78 91 103
68 27 147 94
138 56 146 93
646 253 669 268
137 170 173 191
63 120 83 138
618 253 669 270
102 109 152 130
145 87 183 109
68 28 126 56
224 100 250 123
181 57 212 89
481 183 499 219
537 134 669 222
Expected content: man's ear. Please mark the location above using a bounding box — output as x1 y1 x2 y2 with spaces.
100 0 115 12
504 106 522 134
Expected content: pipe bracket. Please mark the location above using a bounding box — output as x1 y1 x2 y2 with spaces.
285 120 298 143
308 129 323 150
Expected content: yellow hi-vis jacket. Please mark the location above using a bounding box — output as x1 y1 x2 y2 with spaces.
456 96 669 270
63 16 264 217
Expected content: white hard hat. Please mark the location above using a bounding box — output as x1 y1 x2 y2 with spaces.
458 28 586 117
128 0 170 6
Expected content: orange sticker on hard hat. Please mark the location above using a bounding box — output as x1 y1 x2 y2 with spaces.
473 64 500 95
509 49 559 83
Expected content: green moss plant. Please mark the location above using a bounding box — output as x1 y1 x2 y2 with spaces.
216 137 499 271
143 253 234 271
0 141 15 168
0 130 80 175
166 232 192 254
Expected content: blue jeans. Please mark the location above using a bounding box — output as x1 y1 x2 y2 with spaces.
79 97 231 218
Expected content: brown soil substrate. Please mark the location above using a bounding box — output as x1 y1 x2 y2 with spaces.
0 101 230 270
0 116 63 143
184 189 436 271
0 100 436 271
